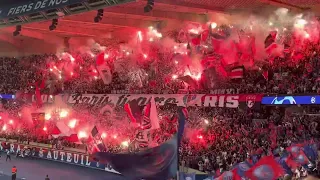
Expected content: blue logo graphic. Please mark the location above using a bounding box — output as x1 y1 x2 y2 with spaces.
290 146 300 153
0 94 15 99
262 95 320 105
238 162 250 171
252 165 274 180
296 154 306 164
271 96 296 105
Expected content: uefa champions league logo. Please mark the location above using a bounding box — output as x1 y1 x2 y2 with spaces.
271 96 296 105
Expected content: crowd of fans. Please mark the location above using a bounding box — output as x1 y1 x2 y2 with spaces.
0 103 178 154
0 24 318 180
179 105 320 178
0 41 318 95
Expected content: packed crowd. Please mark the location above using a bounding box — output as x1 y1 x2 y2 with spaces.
0 103 179 154
0 41 318 95
179 105 320 178
0 15 318 180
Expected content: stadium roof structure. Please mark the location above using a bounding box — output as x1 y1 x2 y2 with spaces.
0 0 319 56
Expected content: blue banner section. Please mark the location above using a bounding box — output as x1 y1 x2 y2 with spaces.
0 142 121 174
262 95 320 105
0 0 86 19
0 94 15 99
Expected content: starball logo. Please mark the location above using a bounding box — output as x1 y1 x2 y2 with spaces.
271 96 296 105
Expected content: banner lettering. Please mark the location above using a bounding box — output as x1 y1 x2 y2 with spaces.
209 88 239 94
21 94 263 109
0 142 120 174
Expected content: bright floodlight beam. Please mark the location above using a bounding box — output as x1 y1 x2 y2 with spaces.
144 0 154 13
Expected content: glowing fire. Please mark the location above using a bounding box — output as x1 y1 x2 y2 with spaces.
59 110 68 118
68 119 77 129
78 131 88 139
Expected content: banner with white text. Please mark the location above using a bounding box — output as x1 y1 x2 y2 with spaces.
0 142 120 174
20 93 263 109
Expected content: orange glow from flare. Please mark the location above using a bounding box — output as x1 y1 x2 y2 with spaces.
68 119 77 129
101 133 107 138
78 131 88 139
185 71 202 81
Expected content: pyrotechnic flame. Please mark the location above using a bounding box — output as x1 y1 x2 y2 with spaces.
78 131 87 139
59 110 68 118
68 119 77 129
121 141 129 147
101 133 107 138
45 114 51 120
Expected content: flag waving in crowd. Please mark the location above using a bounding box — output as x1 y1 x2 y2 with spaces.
245 156 284 180
87 126 106 154
92 107 187 180
124 97 160 149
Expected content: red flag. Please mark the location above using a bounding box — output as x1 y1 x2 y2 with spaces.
65 134 79 142
201 30 209 41
286 144 303 157
245 156 284 180
285 156 300 169
294 150 309 165
262 71 268 80
96 52 105 66
216 169 241 180
51 126 61 135
124 100 142 124
191 36 201 45
265 31 278 55
229 66 244 79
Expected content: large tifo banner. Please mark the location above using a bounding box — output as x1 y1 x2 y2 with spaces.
25 94 263 109
0 0 86 19
0 142 120 174
262 95 320 105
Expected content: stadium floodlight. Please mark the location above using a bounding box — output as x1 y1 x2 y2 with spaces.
144 0 154 13
13 25 21 36
94 9 104 23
